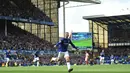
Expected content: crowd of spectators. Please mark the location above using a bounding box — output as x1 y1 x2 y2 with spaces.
0 0 52 22
0 23 54 50
105 48 130 56
109 25 130 43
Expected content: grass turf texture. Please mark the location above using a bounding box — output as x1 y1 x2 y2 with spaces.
0 65 130 73
72 39 92 47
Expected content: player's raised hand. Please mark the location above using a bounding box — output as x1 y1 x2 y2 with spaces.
68 30 73 39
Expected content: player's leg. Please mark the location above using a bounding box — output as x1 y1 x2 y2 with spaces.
111 59 114 64
64 51 73 72
85 58 89 65
100 59 102 64
100 56 102 64
33 58 36 66
36 57 40 67
102 57 104 64
6 58 9 67
50 57 57 62
100 57 104 65
57 52 61 62
50 52 62 62
50 52 65 65
50 57 57 65
56 52 63 65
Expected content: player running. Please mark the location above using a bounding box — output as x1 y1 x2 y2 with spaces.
33 50 40 66
54 32 78 72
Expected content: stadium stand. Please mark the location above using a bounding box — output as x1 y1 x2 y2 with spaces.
83 14 130 65
0 21 56 66
109 24 130 43
0 0 52 25
0 0 57 67
0 21 54 50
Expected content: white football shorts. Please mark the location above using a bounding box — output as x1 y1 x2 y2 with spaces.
58 51 69 58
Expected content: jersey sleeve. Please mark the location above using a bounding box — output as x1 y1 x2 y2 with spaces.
69 39 77 49
56 38 64 46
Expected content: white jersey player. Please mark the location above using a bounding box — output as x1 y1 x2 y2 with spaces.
85 51 89 65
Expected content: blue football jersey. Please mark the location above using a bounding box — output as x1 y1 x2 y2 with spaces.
56 38 77 52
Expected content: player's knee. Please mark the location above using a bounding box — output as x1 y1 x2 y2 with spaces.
66 59 70 62
65 57 70 62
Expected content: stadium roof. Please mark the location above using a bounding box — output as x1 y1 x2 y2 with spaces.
61 0 101 4
83 14 130 25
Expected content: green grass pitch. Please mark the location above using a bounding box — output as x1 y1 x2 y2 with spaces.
72 39 92 47
0 65 130 73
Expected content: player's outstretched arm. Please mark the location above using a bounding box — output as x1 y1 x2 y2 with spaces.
69 40 79 51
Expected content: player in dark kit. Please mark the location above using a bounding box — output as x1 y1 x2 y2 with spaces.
5 49 11 67
33 51 40 66
100 50 105 64
54 32 78 72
